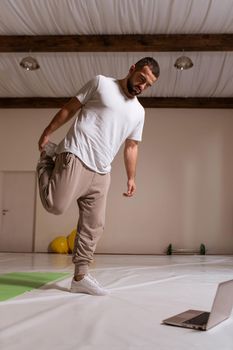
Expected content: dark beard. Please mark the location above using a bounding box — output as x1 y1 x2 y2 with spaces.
127 78 141 96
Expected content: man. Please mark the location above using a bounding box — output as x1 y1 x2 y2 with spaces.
37 57 160 296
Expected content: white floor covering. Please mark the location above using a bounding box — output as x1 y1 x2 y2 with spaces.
0 253 233 350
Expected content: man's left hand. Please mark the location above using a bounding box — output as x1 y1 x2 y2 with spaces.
123 179 136 197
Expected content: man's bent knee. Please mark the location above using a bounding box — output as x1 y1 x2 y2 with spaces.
42 201 67 215
50 206 66 215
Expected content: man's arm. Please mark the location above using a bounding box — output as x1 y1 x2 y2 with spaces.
123 139 139 197
38 97 82 151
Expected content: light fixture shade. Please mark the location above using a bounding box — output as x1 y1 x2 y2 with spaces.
20 56 40 71
174 55 193 70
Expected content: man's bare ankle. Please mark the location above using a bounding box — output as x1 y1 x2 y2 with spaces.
74 274 85 282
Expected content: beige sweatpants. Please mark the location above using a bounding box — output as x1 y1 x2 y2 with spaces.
37 152 111 275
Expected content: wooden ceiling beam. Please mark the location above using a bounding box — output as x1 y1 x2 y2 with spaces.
0 97 233 108
0 34 233 52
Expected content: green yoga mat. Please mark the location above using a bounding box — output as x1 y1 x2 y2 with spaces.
0 272 70 302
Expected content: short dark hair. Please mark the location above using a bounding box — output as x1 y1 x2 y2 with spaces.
135 57 160 78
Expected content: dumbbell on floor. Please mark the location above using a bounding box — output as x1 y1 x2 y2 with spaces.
166 243 206 255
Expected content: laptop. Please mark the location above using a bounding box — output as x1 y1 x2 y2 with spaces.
162 279 233 331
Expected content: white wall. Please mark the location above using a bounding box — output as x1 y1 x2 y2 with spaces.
0 108 232 254
0 172 3 237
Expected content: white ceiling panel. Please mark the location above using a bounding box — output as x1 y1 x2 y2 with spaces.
0 0 233 99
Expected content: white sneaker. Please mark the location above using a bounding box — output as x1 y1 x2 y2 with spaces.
42 141 57 158
70 274 109 296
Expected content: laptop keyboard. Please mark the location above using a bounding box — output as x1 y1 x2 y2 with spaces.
183 312 210 325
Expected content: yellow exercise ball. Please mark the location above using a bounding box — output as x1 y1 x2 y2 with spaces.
67 229 77 253
50 236 69 254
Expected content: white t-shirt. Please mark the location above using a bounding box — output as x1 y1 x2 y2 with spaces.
56 75 145 174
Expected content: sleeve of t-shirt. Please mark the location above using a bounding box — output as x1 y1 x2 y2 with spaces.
76 75 100 105
127 114 145 142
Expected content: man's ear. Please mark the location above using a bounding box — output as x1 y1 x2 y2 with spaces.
129 64 136 74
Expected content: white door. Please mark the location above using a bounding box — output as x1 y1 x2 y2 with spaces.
0 171 36 252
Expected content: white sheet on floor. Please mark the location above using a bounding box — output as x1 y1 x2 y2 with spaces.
0 254 233 350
